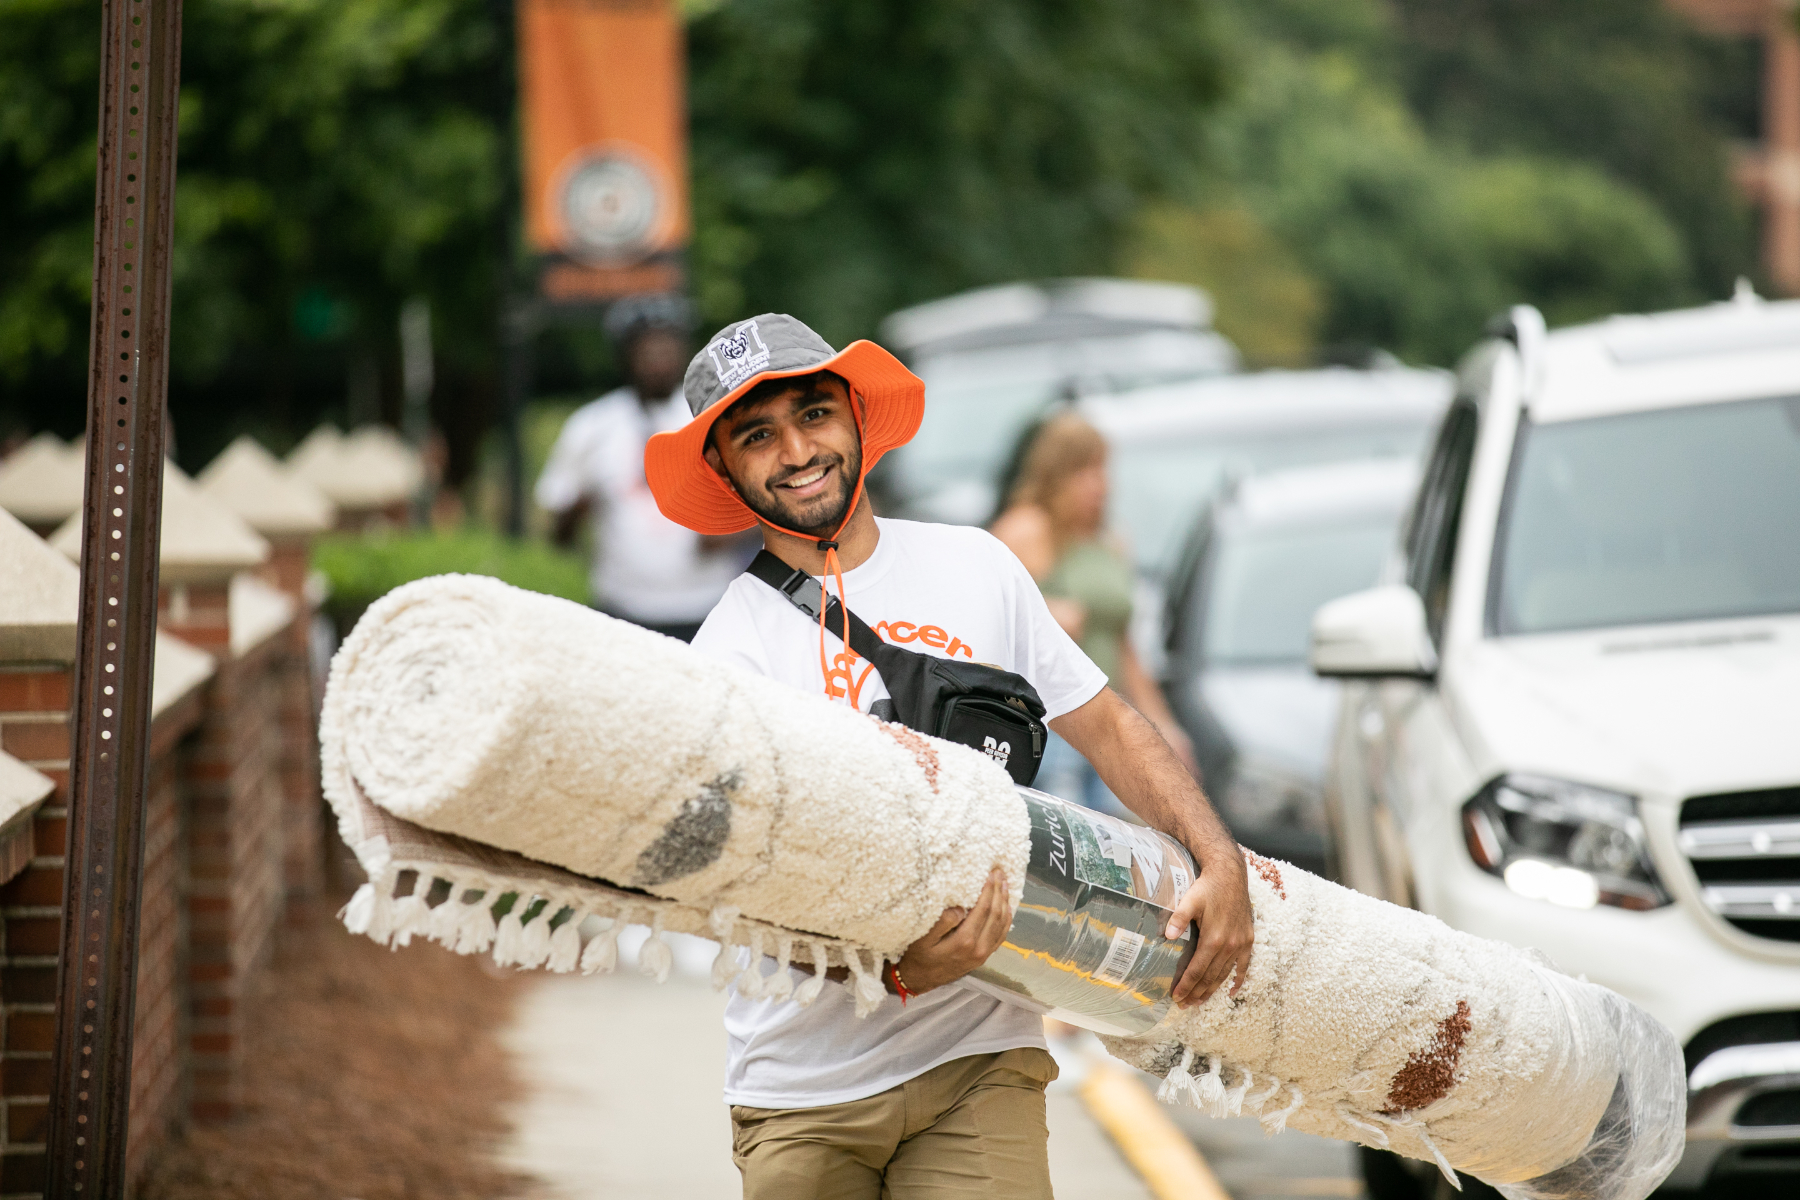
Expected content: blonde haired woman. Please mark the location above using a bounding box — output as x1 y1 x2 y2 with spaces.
991 413 1197 814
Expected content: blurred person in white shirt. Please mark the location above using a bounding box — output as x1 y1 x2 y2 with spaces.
536 294 754 641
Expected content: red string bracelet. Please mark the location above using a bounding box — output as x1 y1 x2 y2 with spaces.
886 960 915 1005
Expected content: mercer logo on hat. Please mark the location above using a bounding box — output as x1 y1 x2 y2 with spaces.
705 319 772 393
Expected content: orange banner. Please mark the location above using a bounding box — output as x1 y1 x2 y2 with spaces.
518 0 689 300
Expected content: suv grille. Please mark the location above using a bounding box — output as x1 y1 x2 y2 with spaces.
1680 787 1800 943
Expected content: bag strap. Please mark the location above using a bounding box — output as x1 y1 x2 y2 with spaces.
746 550 903 672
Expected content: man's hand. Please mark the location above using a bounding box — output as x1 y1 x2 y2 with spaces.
1164 849 1253 1007
895 868 1013 995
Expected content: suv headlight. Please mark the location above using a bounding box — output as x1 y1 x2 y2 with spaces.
1462 774 1670 911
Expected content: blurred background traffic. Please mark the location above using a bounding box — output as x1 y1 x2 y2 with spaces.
2 1 1798 1198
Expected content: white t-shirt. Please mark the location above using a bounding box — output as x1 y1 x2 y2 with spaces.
534 388 746 624
690 517 1109 1109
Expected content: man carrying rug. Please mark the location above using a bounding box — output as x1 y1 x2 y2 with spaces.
645 313 1254 1199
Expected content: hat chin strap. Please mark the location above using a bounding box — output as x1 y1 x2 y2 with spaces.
754 400 870 704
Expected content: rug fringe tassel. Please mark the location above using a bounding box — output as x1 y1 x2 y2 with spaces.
455 891 497 955
1373 1112 1459 1190
517 904 553 969
580 911 624 975
1260 1084 1305 1135
1225 1066 1252 1116
341 882 377 935
546 909 582 973
338 868 888 1016
737 929 768 999
1338 1105 1391 1149
763 937 795 1002
1156 1047 1197 1104
845 948 885 1016
426 886 464 946
793 941 828 1007
640 912 673 983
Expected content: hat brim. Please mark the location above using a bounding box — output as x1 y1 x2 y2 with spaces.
645 339 924 535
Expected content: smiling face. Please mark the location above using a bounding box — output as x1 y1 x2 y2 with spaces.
703 372 864 538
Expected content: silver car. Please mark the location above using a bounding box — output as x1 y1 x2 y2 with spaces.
1163 459 1420 875
876 278 1239 526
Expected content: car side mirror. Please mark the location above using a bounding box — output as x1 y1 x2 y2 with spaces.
1310 585 1438 679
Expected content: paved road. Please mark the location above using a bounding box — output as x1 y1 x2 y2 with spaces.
1167 1106 1366 1200
496 929 1153 1200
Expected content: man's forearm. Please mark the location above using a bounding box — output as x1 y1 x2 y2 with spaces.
1051 689 1236 862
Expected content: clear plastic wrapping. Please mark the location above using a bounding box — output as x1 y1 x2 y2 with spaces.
961 787 1199 1036
1494 970 1687 1200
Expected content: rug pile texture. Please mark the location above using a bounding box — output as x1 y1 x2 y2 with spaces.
321 576 1684 1200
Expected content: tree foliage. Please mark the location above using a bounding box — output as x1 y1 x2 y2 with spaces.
685 0 1226 345
0 0 508 470
0 0 1760 463
1129 0 1751 364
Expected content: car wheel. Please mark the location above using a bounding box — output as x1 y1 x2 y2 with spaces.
1433 1172 1504 1200
1359 1148 1425 1200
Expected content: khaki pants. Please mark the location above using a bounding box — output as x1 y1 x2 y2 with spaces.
730 1048 1059 1199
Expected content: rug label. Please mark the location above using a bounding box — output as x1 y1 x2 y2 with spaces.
1094 928 1146 986
1066 807 1191 911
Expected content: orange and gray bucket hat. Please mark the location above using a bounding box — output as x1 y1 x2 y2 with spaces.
644 313 924 536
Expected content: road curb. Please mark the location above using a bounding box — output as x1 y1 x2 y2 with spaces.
1080 1060 1233 1200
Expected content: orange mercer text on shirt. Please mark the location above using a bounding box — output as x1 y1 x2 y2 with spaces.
824 621 975 705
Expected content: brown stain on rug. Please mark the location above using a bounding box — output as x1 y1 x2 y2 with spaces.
1384 999 1473 1113
880 722 941 793
140 879 537 1200
1242 847 1287 899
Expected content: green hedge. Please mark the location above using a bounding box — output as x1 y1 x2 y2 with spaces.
312 529 588 631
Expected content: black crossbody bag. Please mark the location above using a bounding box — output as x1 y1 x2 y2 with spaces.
747 550 1047 785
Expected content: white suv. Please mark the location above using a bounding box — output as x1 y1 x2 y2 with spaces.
1310 293 1800 1195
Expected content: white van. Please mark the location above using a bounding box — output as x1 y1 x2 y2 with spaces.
1310 292 1800 1196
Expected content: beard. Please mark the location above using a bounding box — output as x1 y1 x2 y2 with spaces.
735 444 863 538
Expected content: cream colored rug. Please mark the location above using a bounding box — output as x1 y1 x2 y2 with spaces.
322 576 1683 1200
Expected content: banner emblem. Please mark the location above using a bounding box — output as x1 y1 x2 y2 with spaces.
559 148 664 263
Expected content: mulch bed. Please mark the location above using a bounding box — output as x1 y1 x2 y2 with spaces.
140 873 537 1200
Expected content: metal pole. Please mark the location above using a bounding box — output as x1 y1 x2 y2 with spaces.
47 0 183 1192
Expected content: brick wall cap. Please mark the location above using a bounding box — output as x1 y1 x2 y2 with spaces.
50 460 270 583
153 630 215 716
0 507 79 662
0 434 84 527
229 573 297 657
197 435 336 536
287 424 422 511
0 749 54 826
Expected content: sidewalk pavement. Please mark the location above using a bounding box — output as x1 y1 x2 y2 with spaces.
496 929 1153 1200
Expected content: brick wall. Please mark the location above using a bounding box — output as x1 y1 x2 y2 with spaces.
0 665 70 1199
169 634 287 1123
0 663 203 1197
265 542 323 899
125 692 201 1184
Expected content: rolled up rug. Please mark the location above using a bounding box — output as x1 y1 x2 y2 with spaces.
321 575 1684 1199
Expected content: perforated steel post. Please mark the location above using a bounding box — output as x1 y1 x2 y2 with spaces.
46 0 183 1194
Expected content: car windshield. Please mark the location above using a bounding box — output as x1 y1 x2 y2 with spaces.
1113 423 1431 576
1201 516 1397 665
1493 394 1800 634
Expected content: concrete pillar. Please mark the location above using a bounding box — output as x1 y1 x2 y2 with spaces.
287 423 422 532
197 436 334 897
0 437 85 540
